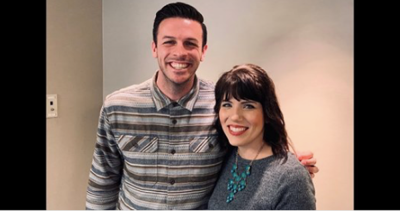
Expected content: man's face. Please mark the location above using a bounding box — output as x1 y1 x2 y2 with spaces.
152 17 208 88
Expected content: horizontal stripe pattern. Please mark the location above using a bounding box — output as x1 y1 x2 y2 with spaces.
86 73 226 210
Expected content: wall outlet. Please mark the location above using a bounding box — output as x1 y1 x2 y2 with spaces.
47 94 58 118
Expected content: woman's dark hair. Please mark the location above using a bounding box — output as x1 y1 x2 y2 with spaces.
214 64 291 162
153 2 207 48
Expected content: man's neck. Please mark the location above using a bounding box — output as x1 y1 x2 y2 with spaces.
155 72 195 102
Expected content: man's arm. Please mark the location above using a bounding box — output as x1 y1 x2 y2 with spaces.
86 107 122 210
296 151 319 178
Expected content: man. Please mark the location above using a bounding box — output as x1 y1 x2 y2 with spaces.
86 2 318 209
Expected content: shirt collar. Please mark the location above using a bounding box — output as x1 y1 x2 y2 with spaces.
150 71 200 112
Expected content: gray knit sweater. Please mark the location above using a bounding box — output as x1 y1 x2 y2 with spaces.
208 151 316 210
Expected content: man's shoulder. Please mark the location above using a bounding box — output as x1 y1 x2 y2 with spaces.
198 78 216 91
104 78 153 107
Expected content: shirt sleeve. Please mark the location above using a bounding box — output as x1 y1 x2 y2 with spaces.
273 163 317 210
86 106 123 210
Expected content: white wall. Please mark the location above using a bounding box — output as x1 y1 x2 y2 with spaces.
46 0 103 209
103 0 354 210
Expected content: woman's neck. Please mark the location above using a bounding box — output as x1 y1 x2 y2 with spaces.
237 143 273 160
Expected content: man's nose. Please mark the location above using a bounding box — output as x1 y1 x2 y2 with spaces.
172 43 188 58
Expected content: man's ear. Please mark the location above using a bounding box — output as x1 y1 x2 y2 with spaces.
151 41 157 58
200 44 208 61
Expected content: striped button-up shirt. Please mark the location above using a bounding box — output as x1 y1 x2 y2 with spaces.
86 72 226 210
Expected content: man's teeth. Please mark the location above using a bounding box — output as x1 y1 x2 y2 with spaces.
230 126 246 132
171 63 189 69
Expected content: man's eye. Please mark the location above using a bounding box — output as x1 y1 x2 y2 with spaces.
185 42 198 47
163 41 175 45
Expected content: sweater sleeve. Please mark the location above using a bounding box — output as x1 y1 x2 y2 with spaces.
85 106 123 210
272 162 316 210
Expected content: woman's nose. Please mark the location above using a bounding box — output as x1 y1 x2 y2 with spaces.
230 107 243 121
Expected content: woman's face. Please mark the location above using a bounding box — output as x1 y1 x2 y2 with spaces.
219 97 265 150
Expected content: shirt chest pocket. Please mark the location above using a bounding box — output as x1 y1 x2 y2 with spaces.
118 135 159 186
118 135 158 153
189 136 220 153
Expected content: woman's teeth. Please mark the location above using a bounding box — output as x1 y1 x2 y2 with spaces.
229 126 246 132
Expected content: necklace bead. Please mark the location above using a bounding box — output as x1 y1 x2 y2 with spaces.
226 144 265 203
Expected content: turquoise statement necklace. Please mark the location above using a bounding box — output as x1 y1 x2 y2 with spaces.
226 143 265 203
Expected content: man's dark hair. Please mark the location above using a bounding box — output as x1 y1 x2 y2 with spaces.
153 2 207 48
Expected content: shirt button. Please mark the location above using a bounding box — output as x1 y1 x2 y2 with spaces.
172 119 177 124
171 149 176 155
170 179 175 185
172 102 179 107
208 143 214 149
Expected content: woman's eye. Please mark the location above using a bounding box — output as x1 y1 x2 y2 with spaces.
221 103 231 107
244 104 255 109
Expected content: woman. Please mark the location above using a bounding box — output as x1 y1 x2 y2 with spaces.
208 64 316 210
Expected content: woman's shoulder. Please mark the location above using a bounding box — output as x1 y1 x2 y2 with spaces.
273 152 310 177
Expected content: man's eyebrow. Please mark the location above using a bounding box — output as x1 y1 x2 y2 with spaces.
185 38 199 43
161 36 199 43
161 36 175 40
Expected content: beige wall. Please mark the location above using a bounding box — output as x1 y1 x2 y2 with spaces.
46 0 103 209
